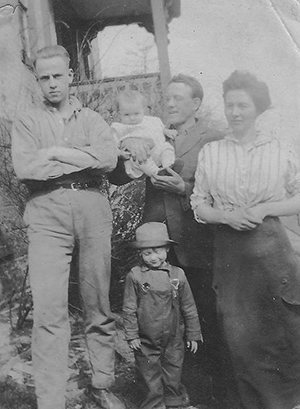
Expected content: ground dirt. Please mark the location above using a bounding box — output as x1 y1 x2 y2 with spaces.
0 308 219 409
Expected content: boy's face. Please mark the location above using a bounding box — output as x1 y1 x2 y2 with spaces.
140 246 168 269
119 101 144 125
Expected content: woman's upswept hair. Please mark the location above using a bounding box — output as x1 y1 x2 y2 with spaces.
169 74 204 101
33 45 70 69
223 70 271 114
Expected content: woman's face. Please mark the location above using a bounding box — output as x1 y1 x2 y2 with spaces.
224 89 258 137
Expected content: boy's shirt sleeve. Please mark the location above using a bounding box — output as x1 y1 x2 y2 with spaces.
122 270 140 341
179 271 203 342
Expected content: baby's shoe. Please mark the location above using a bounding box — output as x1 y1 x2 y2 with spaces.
158 158 184 176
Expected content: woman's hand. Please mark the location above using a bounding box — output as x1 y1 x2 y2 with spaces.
246 204 268 222
224 207 264 231
150 168 185 194
128 338 141 351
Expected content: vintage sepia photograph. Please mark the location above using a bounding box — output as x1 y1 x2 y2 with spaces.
1 1 300 408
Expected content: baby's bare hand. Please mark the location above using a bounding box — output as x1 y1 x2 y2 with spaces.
118 147 131 160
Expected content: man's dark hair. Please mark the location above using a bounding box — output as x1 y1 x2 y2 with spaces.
223 70 271 115
33 45 70 69
169 74 204 101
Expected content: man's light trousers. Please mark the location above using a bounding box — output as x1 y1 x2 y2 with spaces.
24 188 115 409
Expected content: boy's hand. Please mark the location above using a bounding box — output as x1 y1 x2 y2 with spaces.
128 338 141 351
186 340 198 353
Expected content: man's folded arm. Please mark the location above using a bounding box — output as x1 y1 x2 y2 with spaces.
72 110 117 172
12 117 67 181
12 110 118 182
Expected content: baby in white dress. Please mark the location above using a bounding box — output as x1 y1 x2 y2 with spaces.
111 90 176 179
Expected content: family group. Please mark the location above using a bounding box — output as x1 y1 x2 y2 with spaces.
10 45 300 409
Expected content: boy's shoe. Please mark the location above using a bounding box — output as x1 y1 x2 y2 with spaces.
157 158 185 176
87 386 125 409
166 406 199 409
166 396 196 409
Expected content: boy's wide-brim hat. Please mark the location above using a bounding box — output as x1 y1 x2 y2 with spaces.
131 222 177 249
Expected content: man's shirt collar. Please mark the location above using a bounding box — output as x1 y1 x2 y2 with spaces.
43 95 82 120
174 117 199 136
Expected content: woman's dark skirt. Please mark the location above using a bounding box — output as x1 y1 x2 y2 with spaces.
213 217 300 409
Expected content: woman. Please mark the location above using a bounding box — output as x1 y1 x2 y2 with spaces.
190 70 300 409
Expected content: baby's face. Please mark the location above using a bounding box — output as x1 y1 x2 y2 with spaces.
140 246 168 269
119 101 144 125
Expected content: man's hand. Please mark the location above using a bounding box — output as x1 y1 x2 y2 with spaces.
224 207 263 231
186 340 198 353
120 137 154 164
128 338 141 351
150 167 185 195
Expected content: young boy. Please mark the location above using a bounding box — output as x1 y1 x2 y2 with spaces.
111 90 180 179
123 222 203 409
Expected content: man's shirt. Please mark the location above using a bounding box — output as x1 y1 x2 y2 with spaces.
12 96 117 183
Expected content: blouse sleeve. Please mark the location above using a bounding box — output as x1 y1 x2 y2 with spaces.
190 145 213 223
285 145 300 196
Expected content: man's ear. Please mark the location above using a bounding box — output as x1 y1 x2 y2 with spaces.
68 68 74 83
193 97 201 113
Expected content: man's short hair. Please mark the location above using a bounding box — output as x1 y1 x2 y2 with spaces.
115 89 145 110
169 74 204 101
33 45 70 69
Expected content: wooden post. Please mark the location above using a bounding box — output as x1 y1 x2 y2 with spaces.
150 0 171 113
26 0 57 56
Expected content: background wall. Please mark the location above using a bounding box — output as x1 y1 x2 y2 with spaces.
99 0 300 146
168 0 300 145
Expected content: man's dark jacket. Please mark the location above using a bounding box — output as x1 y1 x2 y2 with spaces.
143 121 222 269
109 120 222 270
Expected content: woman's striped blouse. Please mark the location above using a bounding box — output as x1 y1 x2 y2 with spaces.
190 133 300 222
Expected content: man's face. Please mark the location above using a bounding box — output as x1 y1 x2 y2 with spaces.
166 82 201 127
35 56 73 106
